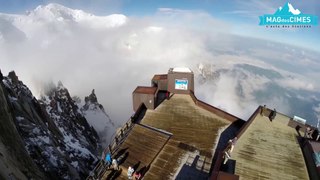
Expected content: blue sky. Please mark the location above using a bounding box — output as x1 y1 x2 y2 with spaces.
1 0 319 123
0 0 319 51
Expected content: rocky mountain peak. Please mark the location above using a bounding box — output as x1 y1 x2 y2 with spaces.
81 89 115 146
8 71 19 84
0 69 3 81
85 89 98 104
57 80 64 89
2 71 34 100
1 73 101 179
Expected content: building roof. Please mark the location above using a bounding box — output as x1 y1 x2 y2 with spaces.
230 112 309 179
133 86 157 94
99 94 242 179
172 67 192 73
152 74 168 80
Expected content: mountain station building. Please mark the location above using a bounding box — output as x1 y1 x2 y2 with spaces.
88 67 320 180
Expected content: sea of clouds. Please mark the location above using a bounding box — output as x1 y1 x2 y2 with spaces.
1 4 320 127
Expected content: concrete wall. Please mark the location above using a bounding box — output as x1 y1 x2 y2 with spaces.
167 72 194 94
132 93 155 112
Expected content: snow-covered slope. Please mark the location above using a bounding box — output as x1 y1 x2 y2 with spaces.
0 3 127 42
0 70 45 180
29 3 127 28
80 89 115 146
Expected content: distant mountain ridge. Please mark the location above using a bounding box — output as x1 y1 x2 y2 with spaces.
195 62 320 124
0 3 127 43
29 3 127 27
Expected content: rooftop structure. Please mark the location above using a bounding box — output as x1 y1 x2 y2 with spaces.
230 113 308 179
152 74 168 81
151 74 168 91
167 67 194 94
133 86 157 94
88 68 320 180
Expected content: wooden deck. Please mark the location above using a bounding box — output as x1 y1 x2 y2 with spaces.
141 94 232 179
231 113 309 180
101 124 170 179
99 94 240 179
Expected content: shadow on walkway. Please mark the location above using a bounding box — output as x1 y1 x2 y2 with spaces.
210 119 245 174
175 155 208 180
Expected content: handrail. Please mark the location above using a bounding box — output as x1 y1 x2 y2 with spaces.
87 103 147 179
209 106 261 180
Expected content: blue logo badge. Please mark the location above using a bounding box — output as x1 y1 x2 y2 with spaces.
259 2 318 26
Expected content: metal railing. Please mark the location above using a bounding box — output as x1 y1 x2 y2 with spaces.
87 117 134 180
87 104 146 180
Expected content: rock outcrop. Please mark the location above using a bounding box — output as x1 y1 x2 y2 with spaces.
0 71 101 179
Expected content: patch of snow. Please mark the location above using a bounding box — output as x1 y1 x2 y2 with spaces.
28 135 50 146
71 161 79 169
82 104 115 144
57 102 62 113
2 79 11 88
40 136 50 144
49 154 58 167
42 95 51 104
9 95 18 101
16 116 24 122
32 127 40 134
60 127 94 158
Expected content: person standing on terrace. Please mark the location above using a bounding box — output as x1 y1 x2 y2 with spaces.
223 137 238 164
260 105 266 116
269 108 277 121
105 153 112 168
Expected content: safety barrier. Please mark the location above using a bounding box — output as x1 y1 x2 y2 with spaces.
209 106 261 180
87 103 147 180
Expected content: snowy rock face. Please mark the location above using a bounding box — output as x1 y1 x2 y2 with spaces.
80 89 115 146
0 72 45 180
1 71 101 179
29 3 127 28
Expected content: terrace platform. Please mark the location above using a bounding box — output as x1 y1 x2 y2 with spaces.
230 113 309 180
99 94 242 179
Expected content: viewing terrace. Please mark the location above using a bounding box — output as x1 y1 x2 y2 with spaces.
89 94 244 180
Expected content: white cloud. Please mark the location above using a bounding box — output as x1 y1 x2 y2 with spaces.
313 104 320 127
195 62 272 119
1 3 319 126
275 78 315 91
0 4 225 125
